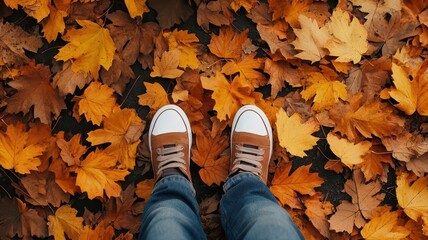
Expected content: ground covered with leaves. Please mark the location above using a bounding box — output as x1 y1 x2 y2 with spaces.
0 0 428 239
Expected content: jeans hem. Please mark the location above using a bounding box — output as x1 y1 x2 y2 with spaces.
223 172 264 192
153 175 196 197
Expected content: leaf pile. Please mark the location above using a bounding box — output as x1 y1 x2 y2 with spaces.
0 0 428 239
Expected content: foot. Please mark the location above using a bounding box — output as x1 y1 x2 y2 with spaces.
149 104 192 182
230 105 273 184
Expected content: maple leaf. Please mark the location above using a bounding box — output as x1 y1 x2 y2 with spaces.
6 63 66 124
150 50 184 78
221 53 266 88
257 24 296 59
264 59 302 98
270 163 323 209
0 122 46 174
329 94 405 142
103 184 141 233
382 132 428 163
292 15 329 63
42 4 67 42
327 133 371 168
230 0 257 12
275 109 319 157
301 71 347 112
268 0 311 27
125 0 149 18
4 0 49 22
53 61 92 96
191 129 230 186
48 205 84 240
325 8 368 63
138 82 170 117
136 179 155 200
87 107 145 170
197 0 233 31
208 27 248 60
359 143 393 181
201 73 255 121
396 174 428 225
388 62 428 116
0 198 48 239
77 81 117 126
253 92 285 124
361 211 410 240
49 158 79 195
329 170 384 233
163 29 201 69
74 149 129 199
147 0 192 29
100 53 135 95
303 193 334 238
79 221 115 240
55 20 116 79
0 22 43 67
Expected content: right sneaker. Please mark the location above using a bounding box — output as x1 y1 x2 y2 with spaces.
229 105 273 184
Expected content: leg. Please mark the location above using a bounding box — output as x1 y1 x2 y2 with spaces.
222 105 303 239
139 105 206 239
220 173 303 240
139 175 205 240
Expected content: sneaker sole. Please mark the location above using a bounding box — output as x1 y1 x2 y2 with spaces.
231 105 273 160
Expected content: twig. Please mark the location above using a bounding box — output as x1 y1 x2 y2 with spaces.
120 74 141 107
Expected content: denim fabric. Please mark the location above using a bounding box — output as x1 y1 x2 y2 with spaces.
139 174 303 240
139 175 206 240
220 173 304 240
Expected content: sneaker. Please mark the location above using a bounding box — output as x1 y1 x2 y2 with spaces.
230 105 273 184
149 104 192 182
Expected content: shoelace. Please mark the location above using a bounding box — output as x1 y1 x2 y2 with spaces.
156 145 186 176
231 145 265 176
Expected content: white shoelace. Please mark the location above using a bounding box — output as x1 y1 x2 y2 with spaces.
156 145 186 176
231 145 265 176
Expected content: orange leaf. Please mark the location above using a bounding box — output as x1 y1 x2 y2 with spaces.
268 0 311 27
361 211 410 240
138 82 170 117
163 29 201 69
136 179 155 200
201 73 255 121
208 27 248 60
79 221 115 240
191 129 230 186
327 133 371 168
0 122 46 174
221 52 266 88
48 205 84 240
150 50 184 79
270 163 323 209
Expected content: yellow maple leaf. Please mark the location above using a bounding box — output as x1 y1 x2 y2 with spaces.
325 8 368 63
150 50 184 79
138 82 170 117
269 0 311 28
42 5 67 42
75 149 129 199
136 179 155 200
388 62 428 116
270 163 324 209
292 15 329 63
87 107 145 170
0 122 46 174
230 0 257 12
221 53 266 88
77 81 116 126
361 211 410 240
125 0 149 18
275 109 319 157
48 205 84 240
201 73 255 121
55 20 116 79
4 0 50 22
396 174 428 224
301 72 347 112
163 29 201 69
327 133 371 168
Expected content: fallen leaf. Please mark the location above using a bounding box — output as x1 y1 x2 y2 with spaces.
208 27 248 60
0 122 46 174
150 50 184 78
163 29 201 69
382 132 428 162
361 211 410 240
327 133 371 168
79 221 115 240
275 109 319 157
125 0 149 18
264 59 302 98
396 173 428 225
303 193 334 238
53 61 92 96
138 82 170 117
147 0 192 29
77 81 117 126
42 5 67 42
221 52 266 88
48 205 84 240
197 0 233 31
6 63 66 124
268 0 311 27
136 179 155 200
270 163 324 209
325 8 368 63
55 20 116 79
4 0 49 22
87 107 145 170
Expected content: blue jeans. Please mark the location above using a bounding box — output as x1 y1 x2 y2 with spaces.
139 173 304 239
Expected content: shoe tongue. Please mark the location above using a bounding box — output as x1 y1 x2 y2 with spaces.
243 144 258 149
163 144 176 148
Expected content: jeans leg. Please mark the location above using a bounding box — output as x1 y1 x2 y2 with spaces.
139 175 206 240
220 173 304 240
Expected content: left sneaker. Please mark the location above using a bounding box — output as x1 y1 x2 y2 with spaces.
148 104 192 182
